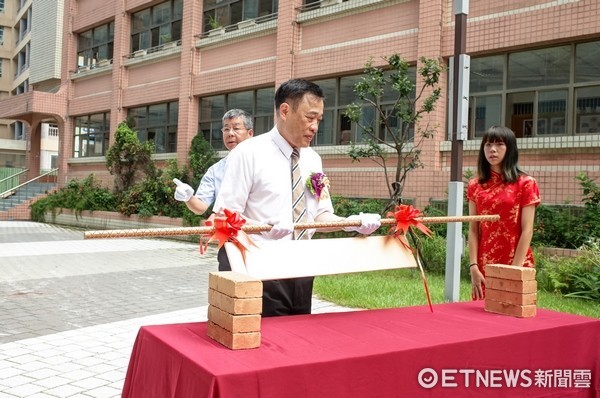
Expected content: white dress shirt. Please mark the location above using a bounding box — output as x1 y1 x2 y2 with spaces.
214 127 334 241
194 156 227 206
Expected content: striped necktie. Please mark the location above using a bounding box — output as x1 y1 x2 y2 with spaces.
291 148 308 240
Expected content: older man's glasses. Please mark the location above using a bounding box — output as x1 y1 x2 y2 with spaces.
221 127 247 134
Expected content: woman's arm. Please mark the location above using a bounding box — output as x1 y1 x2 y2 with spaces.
467 200 485 300
512 204 536 266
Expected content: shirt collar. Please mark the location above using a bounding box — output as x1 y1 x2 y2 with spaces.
270 126 296 160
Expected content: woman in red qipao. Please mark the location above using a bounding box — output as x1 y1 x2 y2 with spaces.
467 126 541 300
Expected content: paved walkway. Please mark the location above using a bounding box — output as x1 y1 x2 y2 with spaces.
0 221 351 398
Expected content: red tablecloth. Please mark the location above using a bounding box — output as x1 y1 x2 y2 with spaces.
122 301 599 397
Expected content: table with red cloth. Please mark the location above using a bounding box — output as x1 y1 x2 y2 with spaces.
122 301 599 398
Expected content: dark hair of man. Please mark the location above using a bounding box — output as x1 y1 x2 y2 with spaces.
274 79 325 111
477 125 524 184
222 109 253 130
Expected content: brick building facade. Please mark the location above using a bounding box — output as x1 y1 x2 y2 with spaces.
0 0 598 209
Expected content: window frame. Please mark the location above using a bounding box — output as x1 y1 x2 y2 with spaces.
131 0 183 52
76 22 115 69
468 40 600 139
128 102 179 153
73 113 111 158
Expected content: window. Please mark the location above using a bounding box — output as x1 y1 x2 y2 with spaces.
469 40 600 138
0 0 4 12
202 0 278 33
0 26 4 46
73 113 111 158
199 87 274 149
314 70 416 146
77 22 114 68
132 0 183 52
128 102 178 153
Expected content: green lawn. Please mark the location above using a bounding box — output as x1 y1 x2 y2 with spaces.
313 269 600 318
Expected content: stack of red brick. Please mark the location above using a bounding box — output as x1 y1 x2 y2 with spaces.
484 264 537 318
207 271 263 349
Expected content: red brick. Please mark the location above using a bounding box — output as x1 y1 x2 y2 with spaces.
484 299 537 318
486 264 536 281
208 271 262 298
207 305 261 333
208 288 262 315
206 321 261 350
486 288 537 306
486 277 537 294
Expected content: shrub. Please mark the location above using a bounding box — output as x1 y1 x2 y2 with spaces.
30 175 116 222
535 242 599 299
105 122 154 193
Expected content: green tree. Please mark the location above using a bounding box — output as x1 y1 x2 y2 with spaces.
345 54 444 213
188 133 218 189
105 122 155 193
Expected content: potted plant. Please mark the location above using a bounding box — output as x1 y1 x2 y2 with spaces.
207 15 225 36
161 34 178 49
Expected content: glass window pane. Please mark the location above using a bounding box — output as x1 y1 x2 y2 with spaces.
78 31 92 50
171 20 182 41
199 122 211 142
314 78 336 107
228 91 253 113
93 25 108 44
538 90 567 135
215 6 229 27
89 113 104 132
169 102 179 123
576 86 600 134
340 76 362 105
153 2 171 25
148 104 167 126
132 9 151 33
471 95 502 138
212 125 224 149
244 0 258 19
256 88 274 115
508 46 570 89
507 92 534 138
258 0 274 16
575 41 600 83
315 110 334 145
201 95 225 119
129 107 147 129
140 31 151 49
253 115 272 136
174 0 184 19
231 1 243 24
471 55 504 93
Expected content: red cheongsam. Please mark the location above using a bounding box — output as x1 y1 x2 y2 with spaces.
467 171 541 279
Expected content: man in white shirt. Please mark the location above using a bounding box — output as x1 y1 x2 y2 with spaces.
174 109 254 214
213 79 381 317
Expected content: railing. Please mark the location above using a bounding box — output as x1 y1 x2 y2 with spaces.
196 12 278 39
124 39 183 60
0 168 28 197
0 168 58 205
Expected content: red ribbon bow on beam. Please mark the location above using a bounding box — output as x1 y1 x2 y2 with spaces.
387 204 432 240
200 209 256 262
387 204 434 313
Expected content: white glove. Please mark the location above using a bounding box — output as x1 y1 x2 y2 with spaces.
344 213 381 235
173 178 195 202
262 219 294 240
